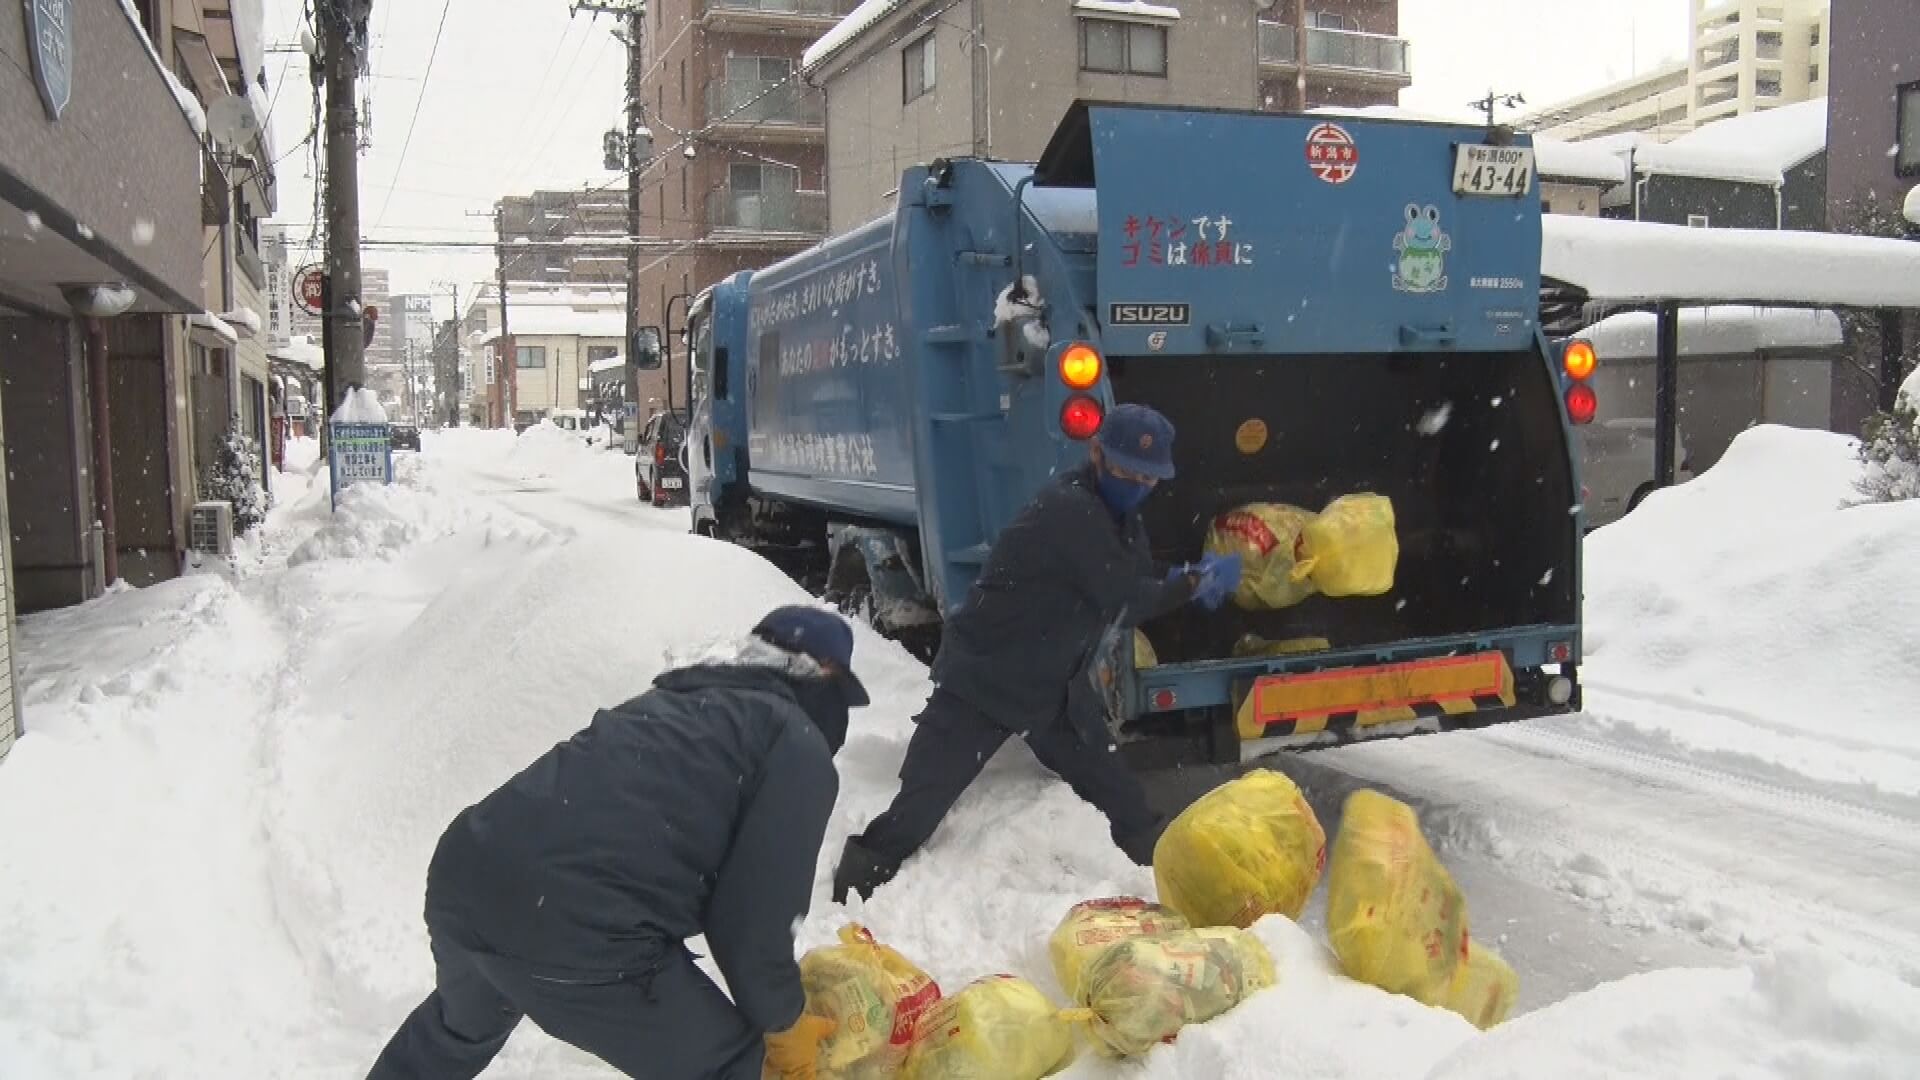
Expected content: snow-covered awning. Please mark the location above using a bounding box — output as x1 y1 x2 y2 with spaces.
188 312 240 347
217 307 263 340
1072 0 1181 21
1543 216 1920 309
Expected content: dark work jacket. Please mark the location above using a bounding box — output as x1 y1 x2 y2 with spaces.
930 464 1192 730
423 664 837 1034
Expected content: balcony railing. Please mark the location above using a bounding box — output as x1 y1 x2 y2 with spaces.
707 0 846 16
1258 21 1296 66
708 188 828 234
1307 26 1410 76
706 78 825 128
1258 22 1410 78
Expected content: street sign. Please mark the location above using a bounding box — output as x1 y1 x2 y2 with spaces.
328 422 392 508
26 0 74 122
295 265 327 315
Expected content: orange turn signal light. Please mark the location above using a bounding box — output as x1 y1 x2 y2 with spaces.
1059 343 1103 391
1563 340 1597 381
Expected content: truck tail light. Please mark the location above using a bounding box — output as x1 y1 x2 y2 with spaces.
1150 688 1178 711
1061 395 1104 440
1563 339 1597 381
654 442 667 464
1565 383 1598 425
1059 343 1103 391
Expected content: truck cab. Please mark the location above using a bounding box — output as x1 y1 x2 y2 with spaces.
687 103 1586 762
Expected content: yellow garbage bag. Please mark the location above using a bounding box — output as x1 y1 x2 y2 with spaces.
902 976 1076 1080
1291 494 1398 597
1153 770 1327 928
1204 503 1318 610
798 925 944 1079
1072 926 1276 1058
1048 898 1190 1003
1326 790 1468 1006
1231 634 1333 658
1439 941 1519 1030
1134 630 1159 670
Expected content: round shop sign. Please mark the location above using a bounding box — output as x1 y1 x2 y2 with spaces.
1306 123 1360 185
294 264 327 315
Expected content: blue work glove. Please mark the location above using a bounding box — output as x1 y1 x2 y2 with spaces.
1191 553 1243 611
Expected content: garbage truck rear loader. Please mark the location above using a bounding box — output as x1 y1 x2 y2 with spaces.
683 104 1586 764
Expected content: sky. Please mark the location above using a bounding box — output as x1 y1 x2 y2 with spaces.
261 0 1690 319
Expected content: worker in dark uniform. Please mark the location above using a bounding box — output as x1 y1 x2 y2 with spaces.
368 606 869 1080
833 404 1239 902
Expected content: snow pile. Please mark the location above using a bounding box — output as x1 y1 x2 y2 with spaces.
1427 948 1920 1079
1584 425 1920 791
286 456 542 566
331 386 390 424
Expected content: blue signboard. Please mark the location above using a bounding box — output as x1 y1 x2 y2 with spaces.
28 0 75 121
1083 106 1543 357
328 422 392 508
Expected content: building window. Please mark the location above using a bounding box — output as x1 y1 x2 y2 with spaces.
903 34 936 103
517 345 547 369
680 60 687 103
727 56 794 85
1755 74 1783 97
1080 18 1167 77
1809 64 1820 83
1687 214 1710 228
1900 82 1920 177
1310 10 1355 30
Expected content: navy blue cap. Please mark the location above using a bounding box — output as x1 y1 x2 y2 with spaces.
1098 403 1177 480
753 605 871 707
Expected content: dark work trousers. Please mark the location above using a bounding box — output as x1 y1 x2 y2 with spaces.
367 929 764 1080
853 689 1165 873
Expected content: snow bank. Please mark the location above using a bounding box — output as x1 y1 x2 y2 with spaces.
1429 948 1920 1079
286 456 544 566
1584 425 1920 790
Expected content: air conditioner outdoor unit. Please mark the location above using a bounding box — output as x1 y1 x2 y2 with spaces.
190 500 235 558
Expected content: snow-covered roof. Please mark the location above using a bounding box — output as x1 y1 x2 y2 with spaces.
480 310 627 341
1072 0 1181 20
589 354 627 374
1634 99 1827 186
1536 139 1630 186
1543 215 1920 308
1577 305 1845 358
804 0 906 73
1308 104 1477 125
220 307 264 338
281 334 324 371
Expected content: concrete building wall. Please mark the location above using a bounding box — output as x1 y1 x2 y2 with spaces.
1825 0 1920 230
825 11 974 231
1541 180 1605 217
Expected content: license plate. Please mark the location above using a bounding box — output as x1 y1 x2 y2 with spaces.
660 477 683 489
1452 144 1535 198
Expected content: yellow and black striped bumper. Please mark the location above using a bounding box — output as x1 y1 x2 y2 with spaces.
1233 652 1517 741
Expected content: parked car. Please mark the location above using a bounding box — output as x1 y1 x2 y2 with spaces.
390 423 421 451
1578 418 1695 529
635 411 688 507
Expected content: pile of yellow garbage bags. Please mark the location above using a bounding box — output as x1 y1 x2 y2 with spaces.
1202 494 1399 610
793 775 1516 1077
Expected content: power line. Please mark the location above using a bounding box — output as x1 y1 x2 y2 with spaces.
374 0 455 227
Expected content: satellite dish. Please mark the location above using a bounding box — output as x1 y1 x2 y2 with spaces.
206 94 261 151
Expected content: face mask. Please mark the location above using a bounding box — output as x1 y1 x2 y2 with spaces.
1095 468 1153 517
789 677 850 755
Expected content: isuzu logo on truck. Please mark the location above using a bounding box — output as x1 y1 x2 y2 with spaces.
1109 303 1191 326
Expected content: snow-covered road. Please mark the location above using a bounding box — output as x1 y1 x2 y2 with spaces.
1 422 1915 1078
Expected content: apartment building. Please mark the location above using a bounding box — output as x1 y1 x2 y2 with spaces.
497 186 631 286
806 0 1410 230
634 0 856 406
1525 0 1829 142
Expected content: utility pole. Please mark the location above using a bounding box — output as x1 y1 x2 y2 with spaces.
574 0 646 428
1469 90 1528 127
434 280 460 427
319 0 372 403
495 207 515 429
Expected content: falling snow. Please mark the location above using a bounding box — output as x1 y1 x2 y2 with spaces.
1417 403 1453 435
132 220 156 246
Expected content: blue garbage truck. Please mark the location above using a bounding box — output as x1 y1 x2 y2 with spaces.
670 103 1588 764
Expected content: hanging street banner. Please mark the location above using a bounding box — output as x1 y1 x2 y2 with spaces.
328 422 392 508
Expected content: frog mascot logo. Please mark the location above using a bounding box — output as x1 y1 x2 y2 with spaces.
1392 204 1451 294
